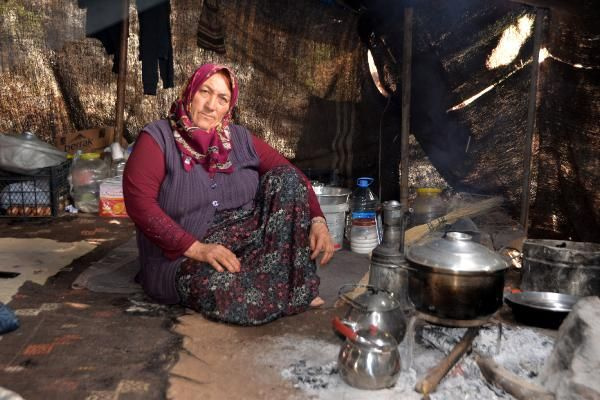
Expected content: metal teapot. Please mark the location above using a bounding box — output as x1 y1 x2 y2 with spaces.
369 200 412 308
338 284 407 344
333 317 401 390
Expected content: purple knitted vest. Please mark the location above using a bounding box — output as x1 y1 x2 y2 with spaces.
136 120 260 304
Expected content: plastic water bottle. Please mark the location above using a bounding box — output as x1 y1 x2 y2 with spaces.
70 152 109 213
349 177 380 254
110 142 127 177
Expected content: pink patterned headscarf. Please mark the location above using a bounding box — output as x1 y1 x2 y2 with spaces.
168 63 239 175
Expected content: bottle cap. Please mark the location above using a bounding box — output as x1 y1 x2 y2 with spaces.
356 177 374 188
80 152 101 160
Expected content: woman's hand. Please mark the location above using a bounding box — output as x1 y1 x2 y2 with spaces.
184 241 241 273
309 218 335 265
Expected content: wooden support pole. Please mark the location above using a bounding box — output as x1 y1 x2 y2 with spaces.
114 0 130 145
400 7 413 208
520 8 544 232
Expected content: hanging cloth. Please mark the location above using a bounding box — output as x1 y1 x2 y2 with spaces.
136 0 175 95
197 0 226 54
78 0 123 73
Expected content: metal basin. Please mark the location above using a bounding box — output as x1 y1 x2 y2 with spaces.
505 291 579 329
521 239 600 297
313 186 351 205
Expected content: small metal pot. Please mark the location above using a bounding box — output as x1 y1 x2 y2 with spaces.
406 232 509 321
338 284 407 343
333 317 401 390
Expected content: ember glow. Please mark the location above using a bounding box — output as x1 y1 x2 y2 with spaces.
486 15 534 70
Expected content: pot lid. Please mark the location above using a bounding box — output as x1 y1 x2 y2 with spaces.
406 232 508 273
353 289 401 312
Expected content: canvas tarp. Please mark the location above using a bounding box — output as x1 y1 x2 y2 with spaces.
0 0 597 240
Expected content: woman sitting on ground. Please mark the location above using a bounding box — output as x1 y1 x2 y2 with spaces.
123 63 334 325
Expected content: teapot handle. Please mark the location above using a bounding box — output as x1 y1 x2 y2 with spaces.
332 317 358 341
337 283 377 311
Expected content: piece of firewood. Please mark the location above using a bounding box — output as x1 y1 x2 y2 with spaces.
415 327 479 395
476 355 555 400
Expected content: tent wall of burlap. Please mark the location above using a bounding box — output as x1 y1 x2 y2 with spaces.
0 0 598 241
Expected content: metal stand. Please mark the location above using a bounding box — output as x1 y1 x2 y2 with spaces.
403 311 503 373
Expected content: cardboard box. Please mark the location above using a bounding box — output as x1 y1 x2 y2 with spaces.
59 127 128 154
99 177 128 218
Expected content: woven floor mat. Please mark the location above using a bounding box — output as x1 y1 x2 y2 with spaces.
0 280 184 400
72 237 371 307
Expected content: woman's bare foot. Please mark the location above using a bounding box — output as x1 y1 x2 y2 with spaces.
310 296 325 308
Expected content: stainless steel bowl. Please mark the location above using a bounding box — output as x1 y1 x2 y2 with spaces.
505 291 579 312
313 186 351 205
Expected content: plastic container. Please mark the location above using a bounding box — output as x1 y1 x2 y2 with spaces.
110 143 127 177
410 188 446 227
314 185 350 251
0 159 71 217
70 152 109 213
0 131 67 175
111 159 127 177
321 202 349 251
349 177 380 254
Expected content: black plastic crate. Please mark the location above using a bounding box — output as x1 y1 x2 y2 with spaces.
0 160 71 218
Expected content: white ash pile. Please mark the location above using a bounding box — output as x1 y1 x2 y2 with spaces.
539 296 600 400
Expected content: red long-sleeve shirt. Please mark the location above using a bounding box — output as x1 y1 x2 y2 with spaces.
123 131 324 260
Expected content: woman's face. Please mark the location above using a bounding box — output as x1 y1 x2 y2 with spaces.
189 72 232 130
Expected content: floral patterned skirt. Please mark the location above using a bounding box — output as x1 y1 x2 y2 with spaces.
175 166 320 325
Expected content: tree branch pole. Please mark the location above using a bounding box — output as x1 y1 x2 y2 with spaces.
400 7 413 208
114 0 130 145
520 7 544 231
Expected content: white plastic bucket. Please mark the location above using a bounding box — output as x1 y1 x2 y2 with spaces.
350 227 379 254
321 202 349 251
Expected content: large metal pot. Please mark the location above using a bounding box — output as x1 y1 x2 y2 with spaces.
406 232 509 320
521 239 600 297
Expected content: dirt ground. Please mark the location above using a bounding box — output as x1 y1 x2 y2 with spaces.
0 216 181 399
0 215 353 400
0 213 554 400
